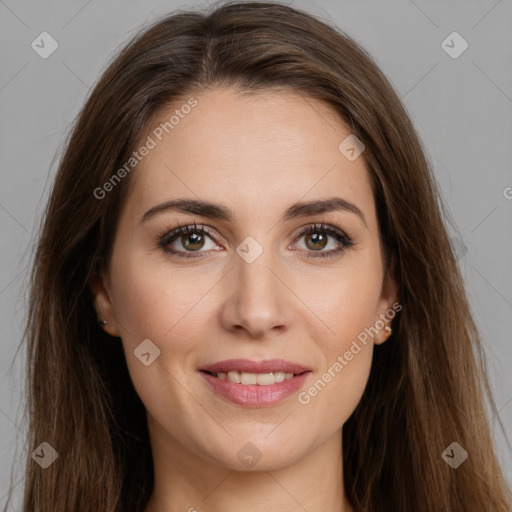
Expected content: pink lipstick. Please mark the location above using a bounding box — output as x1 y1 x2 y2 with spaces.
199 358 312 407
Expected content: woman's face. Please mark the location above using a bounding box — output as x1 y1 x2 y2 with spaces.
93 87 398 471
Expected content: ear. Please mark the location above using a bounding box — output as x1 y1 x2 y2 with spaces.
90 271 121 337
374 256 400 345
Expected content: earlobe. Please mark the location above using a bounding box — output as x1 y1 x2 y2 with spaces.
375 324 393 345
374 256 400 345
89 273 121 337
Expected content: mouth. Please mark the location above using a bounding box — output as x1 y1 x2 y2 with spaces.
198 359 312 407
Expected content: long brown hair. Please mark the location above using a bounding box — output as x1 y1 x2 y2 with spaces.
5 1 510 511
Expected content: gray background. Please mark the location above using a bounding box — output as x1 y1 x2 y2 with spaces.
1 0 511 507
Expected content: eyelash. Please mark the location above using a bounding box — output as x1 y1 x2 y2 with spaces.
157 221 355 260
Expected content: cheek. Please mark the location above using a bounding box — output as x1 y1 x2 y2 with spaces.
109 250 222 393
297 314 375 434
110 249 205 340
294 258 381 422
108 251 213 411
298 254 383 346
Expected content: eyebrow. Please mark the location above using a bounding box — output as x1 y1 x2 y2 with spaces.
140 197 368 229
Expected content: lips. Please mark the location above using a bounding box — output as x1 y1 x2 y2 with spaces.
198 359 312 407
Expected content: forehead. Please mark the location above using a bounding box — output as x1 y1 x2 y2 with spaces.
123 88 376 229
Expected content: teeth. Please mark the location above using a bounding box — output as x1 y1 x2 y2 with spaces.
256 373 275 385
241 372 257 385
217 371 295 385
227 371 240 383
274 372 286 383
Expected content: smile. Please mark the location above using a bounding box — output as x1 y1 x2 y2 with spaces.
198 359 312 407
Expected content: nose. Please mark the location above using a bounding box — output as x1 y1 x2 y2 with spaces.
218 246 291 339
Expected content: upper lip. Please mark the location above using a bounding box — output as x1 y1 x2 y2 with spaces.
199 358 311 374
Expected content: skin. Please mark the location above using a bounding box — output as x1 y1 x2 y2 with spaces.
91 87 399 512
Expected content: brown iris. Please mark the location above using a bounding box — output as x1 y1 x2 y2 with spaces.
304 231 328 251
181 231 205 251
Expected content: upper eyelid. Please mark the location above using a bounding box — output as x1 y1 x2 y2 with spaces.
169 223 223 243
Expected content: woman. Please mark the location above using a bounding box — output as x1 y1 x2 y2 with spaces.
7 1 511 511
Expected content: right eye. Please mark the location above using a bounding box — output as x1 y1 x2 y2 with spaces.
158 222 223 259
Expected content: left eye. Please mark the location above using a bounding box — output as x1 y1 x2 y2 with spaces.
295 227 342 251
290 223 355 259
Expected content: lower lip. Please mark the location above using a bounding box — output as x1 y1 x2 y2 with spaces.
199 371 311 407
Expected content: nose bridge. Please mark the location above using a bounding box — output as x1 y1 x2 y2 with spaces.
220 235 290 336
